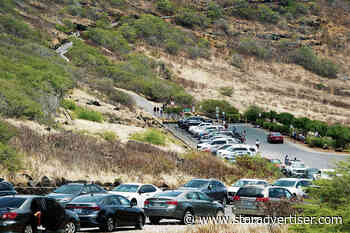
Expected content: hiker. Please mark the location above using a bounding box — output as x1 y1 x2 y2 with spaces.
153 106 157 113
285 154 289 166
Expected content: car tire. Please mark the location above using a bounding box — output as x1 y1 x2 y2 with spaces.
182 210 194 225
135 214 144 230
149 217 161 225
64 221 77 233
23 224 34 233
101 217 114 232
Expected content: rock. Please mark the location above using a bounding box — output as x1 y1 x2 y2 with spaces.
87 100 101 106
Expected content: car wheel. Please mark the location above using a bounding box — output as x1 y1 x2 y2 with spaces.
23 225 33 233
64 221 77 233
131 199 137 207
182 210 194 225
216 209 224 217
135 215 144 230
149 217 161 225
101 217 114 232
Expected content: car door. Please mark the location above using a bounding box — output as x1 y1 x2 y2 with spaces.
117 195 138 226
185 192 202 216
196 192 216 216
205 181 216 200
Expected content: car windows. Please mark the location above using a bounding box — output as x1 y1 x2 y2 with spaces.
284 189 292 199
269 188 286 198
53 184 82 194
110 196 121 205
140 185 157 193
118 196 130 206
257 181 267 185
155 191 182 198
0 197 25 208
214 181 225 189
197 192 211 201
186 192 199 200
81 186 89 193
0 183 12 191
71 195 105 203
237 187 264 198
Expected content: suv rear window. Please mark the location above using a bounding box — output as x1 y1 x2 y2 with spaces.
236 187 264 197
155 191 182 197
0 197 25 208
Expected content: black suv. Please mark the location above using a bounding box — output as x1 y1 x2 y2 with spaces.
47 183 107 206
0 181 16 196
179 179 228 204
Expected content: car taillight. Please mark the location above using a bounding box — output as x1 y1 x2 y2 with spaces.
233 196 240 201
144 200 150 206
166 200 178 206
2 212 17 219
256 197 269 202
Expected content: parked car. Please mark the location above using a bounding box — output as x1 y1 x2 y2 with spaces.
0 181 17 196
109 183 161 208
194 125 225 138
232 185 295 216
211 144 236 156
227 179 268 203
178 117 212 130
0 195 80 233
179 179 228 204
47 183 107 206
66 193 145 231
197 138 237 152
272 178 312 197
189 123 212 135
199 134 231 144
144 190 224 225
267 132 284 144
313 169 338 180
304 168 320 180
285 162 308 177
217 144 257 158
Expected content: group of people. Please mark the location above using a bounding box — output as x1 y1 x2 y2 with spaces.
153 105 163 115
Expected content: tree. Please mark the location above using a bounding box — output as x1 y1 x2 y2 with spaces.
244 105 264 123
327 124 350 149
276 112 295 126
198 99 239 119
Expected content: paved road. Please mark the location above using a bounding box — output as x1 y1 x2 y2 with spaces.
121 89 348 169
230 124 347 169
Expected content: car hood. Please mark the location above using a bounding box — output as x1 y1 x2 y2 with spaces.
227 186 240 192
47 193 75 199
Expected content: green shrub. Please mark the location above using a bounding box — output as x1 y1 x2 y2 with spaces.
290 46 338 78
276 112 295 126
257 5 280 23
74 107 104 123
237 38 272 59
98 131 118 142
0 142 22 173
0 121 16 144
327 124 350 149
219 87 234 96
236 155 282 178
109 0 126 7
164 106 183 114
306 136 335 148
207 2 223 20
244 105 264 123
61 99 77 111
175 8 209 28
230 53 244 69
130 129 166 146
0 0 15 13
85 28 130 54
156 0 176 15
0 15 42 41
198 99 239 119
165 40 180 54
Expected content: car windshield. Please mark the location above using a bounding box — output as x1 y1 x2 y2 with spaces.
183 180 208 188
271 159 281 164
236 187 264 197
232 180 261 187
0 197 25 209
0 183 12 191
272 133 282 136
292 163 305 168
273 180 296 187
54 184 82 194
71 195 105 203
155 191 182 197
112 184 139 193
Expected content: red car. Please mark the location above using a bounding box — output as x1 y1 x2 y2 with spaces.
267 132 284 144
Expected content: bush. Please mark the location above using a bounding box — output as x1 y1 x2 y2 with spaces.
0 0 14 13
276 112 295 126
290 46 338 78
198 99 239 119
0 121 16 144
257 5 280 23
61 99 77 111
109 0 126 7
230 53 244 69
306 136 335 148
156 0 176 15
98 131 118 142
0 15 42 41
165 40 180 54
219 87 234 96
237 38 272 60
175 8 209 28
74 107 104 123
0 142 22 173
130 129 166 146
207 2 223 20
235 155 282 178
326 124 350 149
244 105 264 123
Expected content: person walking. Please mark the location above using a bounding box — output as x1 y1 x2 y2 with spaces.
256 138 260 149
285 154 289 166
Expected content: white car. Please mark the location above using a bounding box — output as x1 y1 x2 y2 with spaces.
189 122 212 135
313 169 338 180
272 178 312 197
109 183 161 208
286 162 308 177
228 179 268 202
217 144 258 158
197 138 237 152
195 125 225 138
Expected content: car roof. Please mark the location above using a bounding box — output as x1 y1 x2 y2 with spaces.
276 178 307 181
238 178 267 182
118 183 143 186
1 195 40 199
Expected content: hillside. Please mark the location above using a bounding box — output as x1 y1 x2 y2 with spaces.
0 0 350 180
